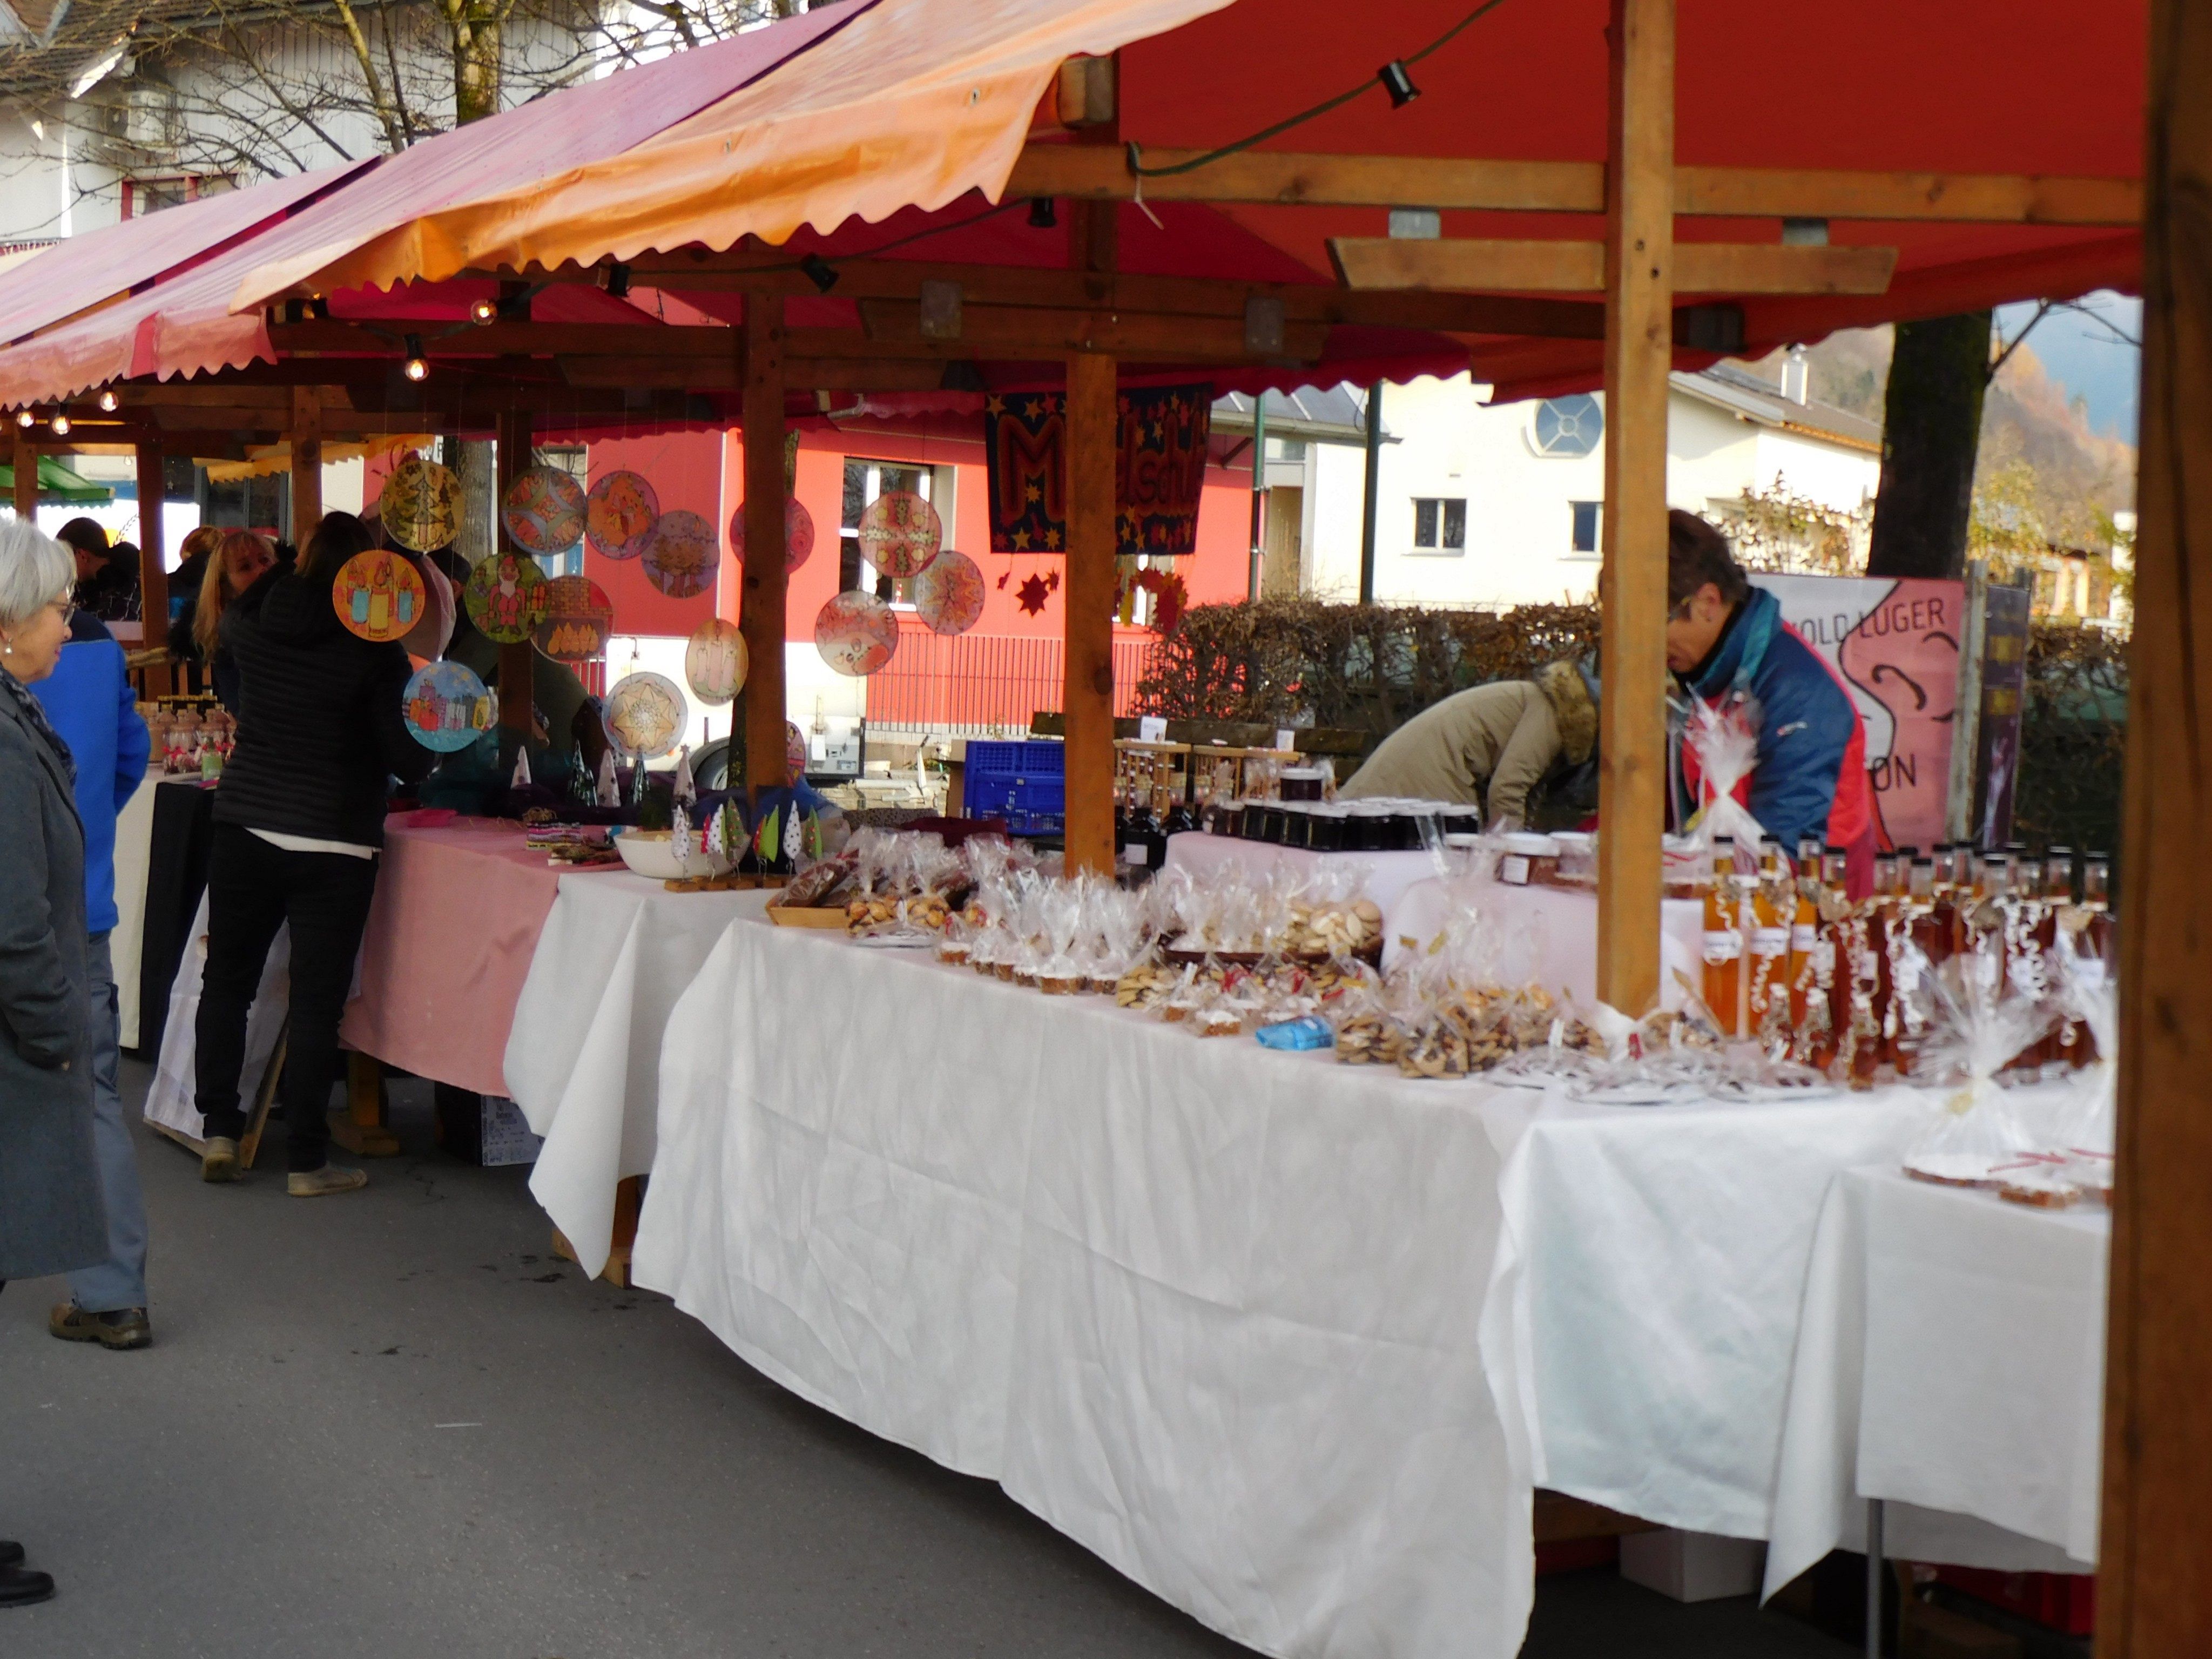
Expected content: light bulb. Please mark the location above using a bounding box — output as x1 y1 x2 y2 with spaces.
97 389 118 412
49 413 69 435
470 297 498 325
14 409 31 428
403 333 428 381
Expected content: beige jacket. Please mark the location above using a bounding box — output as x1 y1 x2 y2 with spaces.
1340 660 1597 827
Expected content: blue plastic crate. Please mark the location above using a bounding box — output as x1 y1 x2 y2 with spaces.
964 739 1064 835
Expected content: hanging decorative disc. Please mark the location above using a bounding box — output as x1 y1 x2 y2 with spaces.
463 550 550 645
786 720 810 781
333 549 427 643
814 590 900 677
729 497 816 574
602 670 686 760
684 618 747 707
533 574 616 662
400 556 456 662
501 465 588 556
912 549 986 636
856 490 941 578
641 509 719 599
585 470 660 561
402 660 497 753
380 454 464 553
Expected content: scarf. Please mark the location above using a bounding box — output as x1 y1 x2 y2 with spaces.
0 664 76 784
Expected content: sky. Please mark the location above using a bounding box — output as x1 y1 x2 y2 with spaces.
1995 289 2141 443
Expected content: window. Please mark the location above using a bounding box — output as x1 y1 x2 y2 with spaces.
1570 500 1601 555
1411 497 1466 554
1530 394 1603 457
120 174 234 219
840 460 932 603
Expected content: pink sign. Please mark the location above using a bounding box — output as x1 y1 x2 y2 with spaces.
1751 574 1964 854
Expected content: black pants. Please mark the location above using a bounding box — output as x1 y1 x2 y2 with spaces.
194 824 380 1174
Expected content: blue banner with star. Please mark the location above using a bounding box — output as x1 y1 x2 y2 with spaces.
983 383 1211 557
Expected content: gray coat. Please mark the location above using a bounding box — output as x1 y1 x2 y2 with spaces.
0 673 106 1281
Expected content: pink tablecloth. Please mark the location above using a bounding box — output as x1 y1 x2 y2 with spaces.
340 815 571 1097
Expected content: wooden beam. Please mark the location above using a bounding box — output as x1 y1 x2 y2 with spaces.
1330 238 1895 295
288 385 321 550
1063 348 1117 876
740 293 788 799
1008 143 2140 225
2099 0 2212 1644
134 442 167 683
493 409 535 738
560 355 949 393
10 431 32 524
268 320 730 357
1595 0 1674 1017
855 299 1330 360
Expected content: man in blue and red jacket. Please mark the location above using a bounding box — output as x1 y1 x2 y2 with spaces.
1664 511 1876 893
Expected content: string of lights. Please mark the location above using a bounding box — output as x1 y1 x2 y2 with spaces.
1124 0 1516 179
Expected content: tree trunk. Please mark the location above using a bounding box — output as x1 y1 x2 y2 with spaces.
1865 311 1992 581
453 0 501 126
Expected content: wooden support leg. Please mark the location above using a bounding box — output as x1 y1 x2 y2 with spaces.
1594 0 1675 1016
741 294 790 798
332 1050 401 1157
238 1025 288 1171
1062 348 1118 875
548 1177 641 1287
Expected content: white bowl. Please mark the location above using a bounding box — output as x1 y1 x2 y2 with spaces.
612 829 734 880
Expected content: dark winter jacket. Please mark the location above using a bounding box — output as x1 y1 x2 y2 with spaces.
214 561 432 847
1676 585 1874 859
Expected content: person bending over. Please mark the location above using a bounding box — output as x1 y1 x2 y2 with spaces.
1340 657 1598 832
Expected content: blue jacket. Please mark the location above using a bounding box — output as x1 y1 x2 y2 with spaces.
31 620 151 934
1676 585 1872 856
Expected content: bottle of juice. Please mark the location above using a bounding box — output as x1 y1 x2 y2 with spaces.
1702 837 1744 1036
1894 855 1940 1073
1788 841 1823 1033
1865 854 1905 1076
1812 846 1854 1075
1747 847 1792 1043
2065 854 2115 1068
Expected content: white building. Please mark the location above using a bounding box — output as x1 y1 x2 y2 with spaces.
1221 352 1883 609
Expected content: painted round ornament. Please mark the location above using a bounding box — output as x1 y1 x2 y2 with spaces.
602 670 686 760
333 549 427 643
534 575 616 661
728 497 815 574
402 660 496 753
641 509 719 599
463 551 550 644
585 470 660 560
856 490 941 578
814 590 900 677
501 465 588 555
912 549 985 636
380 454 464 553
684 618 748 706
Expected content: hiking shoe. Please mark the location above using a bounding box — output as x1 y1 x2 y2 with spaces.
49 1304 151 1351
201 1136 240 1183
286 1165 368 1198
0 1564 53 1608
0 1542 21 1568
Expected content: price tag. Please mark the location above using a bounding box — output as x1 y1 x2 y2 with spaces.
1274 727 1297 754
1121 841 1151 867
1138 716 1168 743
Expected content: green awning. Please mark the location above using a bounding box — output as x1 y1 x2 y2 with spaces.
0 456 115 504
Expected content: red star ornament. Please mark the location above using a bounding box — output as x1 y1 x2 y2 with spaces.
1015 572 1052 615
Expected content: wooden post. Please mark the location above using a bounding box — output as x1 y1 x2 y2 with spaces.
1594 0 1674 1015
2098 0 2212 1645
495 410 535 737
741 293 789 797
12 431 35 525
289 385 322 550
333 1050 399 1158
1063 348 1118 875
134 443 168 667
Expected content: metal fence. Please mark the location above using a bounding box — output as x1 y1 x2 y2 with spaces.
866 622 1155 736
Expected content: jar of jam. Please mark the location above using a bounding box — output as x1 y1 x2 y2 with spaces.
1350 801 1394 851
1441 808 1483 838
1259 802 1289 845
1280 766 1325 802
1279 801 1312 849
1238 798 1268 841
1309 803 1348 852
1494 831 1561 887
1549 831 1595 887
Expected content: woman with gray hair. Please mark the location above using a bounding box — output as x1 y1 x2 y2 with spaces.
0 518 110 1608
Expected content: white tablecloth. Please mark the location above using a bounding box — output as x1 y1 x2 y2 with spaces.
144 890 290 1144
637 918 1984 1659
111 780 157 1049
503 875 772 1277
1162 832 1444 915
1763 1167 2106 1597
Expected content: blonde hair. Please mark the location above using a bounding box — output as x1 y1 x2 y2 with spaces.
192 529 274 657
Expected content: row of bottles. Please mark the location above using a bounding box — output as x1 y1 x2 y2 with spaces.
1115 787 1197 875
1701 836 2114 1083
